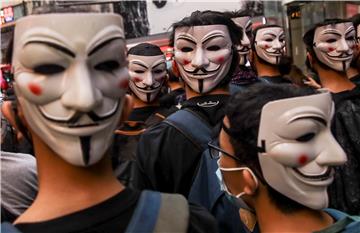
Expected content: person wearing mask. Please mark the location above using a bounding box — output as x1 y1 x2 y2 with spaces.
249 24 292 84
347 14 360 85
214 83 359 232
303 18 360 215
134 10 241 197
1 8 217 233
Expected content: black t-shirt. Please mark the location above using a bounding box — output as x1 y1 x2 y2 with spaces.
328 86 360 215
259 75 292 84
14 188 217 233
134 94 229 197
128 106 162 122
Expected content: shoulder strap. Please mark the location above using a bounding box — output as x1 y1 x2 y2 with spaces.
125 190 189 233
1 222 22 233
164 109 212 151
314 209 360 233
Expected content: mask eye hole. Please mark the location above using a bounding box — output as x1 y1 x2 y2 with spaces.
94 60 120 72
134 70 145 74
33 64 65 75
295 132 315 142
153 69 164 74
207 45 221 51
326 38 337 43
180 47 193 52
265 38 273 42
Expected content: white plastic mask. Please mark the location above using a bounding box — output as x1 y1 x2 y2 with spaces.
12 13 129 167
128 54 166 103
174 25 233 94
254 26 285 65
231 16 252 65
257 90 347 209
313 22 356 72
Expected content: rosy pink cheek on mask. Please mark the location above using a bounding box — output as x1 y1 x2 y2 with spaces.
298 154 309 165
328 47 335 52
133 77 142 83
217 57 225 63
118 79 129 89
264 45 270 49
183 60 190 65
28 83 42 96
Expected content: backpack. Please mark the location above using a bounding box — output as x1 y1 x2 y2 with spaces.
1 190 189 233
165 109 254 233
113 112 166 188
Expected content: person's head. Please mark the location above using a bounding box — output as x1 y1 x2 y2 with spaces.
223 10 252 66
349 14 360 69
251 24 286 66
303 18 356 73
127 43 167 103
9 12 131 167
170 10 242 94
216 84 346 213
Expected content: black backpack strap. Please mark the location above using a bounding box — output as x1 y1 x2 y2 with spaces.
125 190 189 233
164 109 212 151
1 222 22 233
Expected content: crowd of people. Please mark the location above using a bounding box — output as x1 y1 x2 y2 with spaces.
1 5 360 233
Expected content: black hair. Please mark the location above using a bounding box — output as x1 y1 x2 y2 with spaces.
223 10 251 19
169 10 242 89
303 18 353 71
225 83 316 213
349 14 360 39
127 43 163 56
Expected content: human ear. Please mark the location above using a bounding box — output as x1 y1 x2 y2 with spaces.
242 169 258 196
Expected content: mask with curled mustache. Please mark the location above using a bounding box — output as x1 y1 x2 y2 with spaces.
12 13 129 167
313 22 356 72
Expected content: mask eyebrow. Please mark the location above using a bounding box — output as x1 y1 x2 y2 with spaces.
290 116 327 126
88 37 123 56
25 41 75 58
152 61 166 69
202 34 225 44
132 61 148 69
176 35 196 45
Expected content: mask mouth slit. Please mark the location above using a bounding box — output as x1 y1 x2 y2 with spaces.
293 167 332 181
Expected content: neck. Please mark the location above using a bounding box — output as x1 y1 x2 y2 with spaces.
15 132 124 223
347 67 359 80
132 95 159 109
254 187 333 233
255 57 281 77
317 67 355 93
185 84 229 100
168 81 183 91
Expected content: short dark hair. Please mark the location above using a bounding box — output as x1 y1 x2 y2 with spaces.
127 43 163 56
303 18 353 72
349 13 360 37
225 83 316 213
223 10 251 19
169 10 242 89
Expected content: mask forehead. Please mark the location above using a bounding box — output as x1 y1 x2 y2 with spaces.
257 90 347 209
254 26 285 65
313 22 355 72
13 13 125 63
231 16 251 29
128 54 166 68
174 24 233 94
174 24 232 42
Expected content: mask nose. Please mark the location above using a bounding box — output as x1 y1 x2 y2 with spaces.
143 71 154 87
61 63 102 112
337 38 350 53
272 39 283 50
191 48 209 68
315 132 347 166
241 34 250 47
